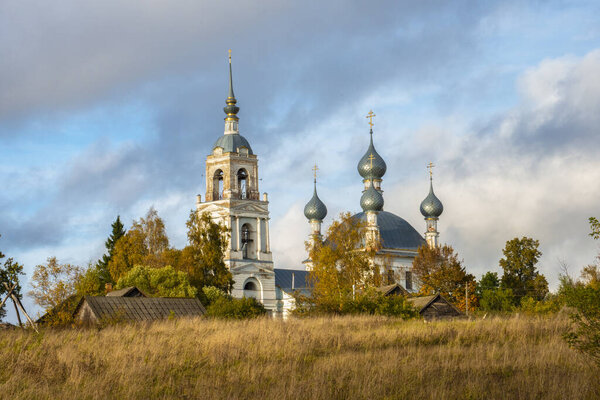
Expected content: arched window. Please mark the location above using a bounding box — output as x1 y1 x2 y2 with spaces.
213 169 224 200
237 169 248 199
241 223 254 259
243 279 260 299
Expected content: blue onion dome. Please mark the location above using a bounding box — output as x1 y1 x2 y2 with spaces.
304 182 328 221
360 183 384 212
357 129 387 180
420 180 444 218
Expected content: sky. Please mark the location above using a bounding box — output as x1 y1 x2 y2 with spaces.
2 0 600 321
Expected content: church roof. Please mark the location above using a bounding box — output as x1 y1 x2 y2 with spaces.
275 269 309 290
420 180 443 218
213 133 253 154
357 129 386 180
353 211 425 250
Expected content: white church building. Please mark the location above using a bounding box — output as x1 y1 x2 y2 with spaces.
195 53 444 317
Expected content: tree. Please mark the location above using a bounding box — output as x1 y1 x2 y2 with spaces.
108 208 170 281
307 212 382 313
564 217 600 365
412 244 476 311
202 286 266 319
183 210 233 293
476 271 500 297
115 265 197 298
29 257 82 323
0 236 25 320
499 237 548 304
96 216 126 284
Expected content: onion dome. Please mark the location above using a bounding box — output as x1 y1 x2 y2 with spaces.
304 181 328 221
360 182 384 212
420 179 444 218
357 129 387 180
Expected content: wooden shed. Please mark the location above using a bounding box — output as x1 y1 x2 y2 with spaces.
407 294 464 320
73 296 206 324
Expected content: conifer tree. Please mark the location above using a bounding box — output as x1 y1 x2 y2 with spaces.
499 237 548 304
96 216 126 284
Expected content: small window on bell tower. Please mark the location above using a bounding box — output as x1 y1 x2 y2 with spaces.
213 169 224 200
237 169 248 199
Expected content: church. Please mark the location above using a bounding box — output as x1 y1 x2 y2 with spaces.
195 53 444 317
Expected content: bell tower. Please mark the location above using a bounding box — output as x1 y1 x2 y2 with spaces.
196 51 276 313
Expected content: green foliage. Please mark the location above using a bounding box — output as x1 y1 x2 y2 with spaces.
183 211 233 293
75 264 107 297
294 288 419 319
563 285 600 365
589 217 600 240
0 236 25 320
499 237 548 304
205 296 266 319
116 265 197 298
96 216 126 285
519 295 562 315
479 288 514 312
476 272 500 296
202 286 230 305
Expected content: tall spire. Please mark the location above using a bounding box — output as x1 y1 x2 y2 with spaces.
224 49 240 123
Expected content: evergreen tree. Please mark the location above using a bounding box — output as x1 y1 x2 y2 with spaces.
97 216 126 284
499 237 548 304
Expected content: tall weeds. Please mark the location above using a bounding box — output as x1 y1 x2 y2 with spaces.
0 315 597 399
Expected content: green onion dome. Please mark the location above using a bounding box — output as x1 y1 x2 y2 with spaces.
420 180 444 218
304 182 328 221
360 183 384 212
357 129 387 180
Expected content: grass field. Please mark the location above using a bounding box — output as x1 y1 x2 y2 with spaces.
0 314 598 399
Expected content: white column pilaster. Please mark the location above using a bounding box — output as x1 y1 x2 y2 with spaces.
256 217 262 260
235 216 240 251
265 218 270 253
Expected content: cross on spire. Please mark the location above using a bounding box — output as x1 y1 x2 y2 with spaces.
366 110 376 129
427 162 435 179
368 153 376 168
228 49 232 64
312 163 319 181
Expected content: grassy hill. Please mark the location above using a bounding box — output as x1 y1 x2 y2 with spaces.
0 315 598 399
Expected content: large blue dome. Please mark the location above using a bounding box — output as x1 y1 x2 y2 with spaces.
213 133 253 154
353 211 425 250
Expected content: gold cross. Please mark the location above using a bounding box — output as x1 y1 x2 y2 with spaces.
427 162 435 178
366 110 376 128
228 49 232 64
312 163 319 180
368 153 376 168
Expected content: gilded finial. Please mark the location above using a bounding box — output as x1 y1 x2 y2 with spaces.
312 164 319 182
366 110 376 129
228 49 232 64
427 162 435 180
224 49 239 121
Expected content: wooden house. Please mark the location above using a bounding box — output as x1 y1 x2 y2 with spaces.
407 294 464 320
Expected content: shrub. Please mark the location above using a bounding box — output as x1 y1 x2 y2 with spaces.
205 296 266 319
116 265 197 298
563 285 600 365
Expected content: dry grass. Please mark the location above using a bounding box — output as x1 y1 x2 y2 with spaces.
0 315 598 399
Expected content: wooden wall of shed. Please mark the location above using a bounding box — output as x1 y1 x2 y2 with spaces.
421 299 463 320
75 301 97 324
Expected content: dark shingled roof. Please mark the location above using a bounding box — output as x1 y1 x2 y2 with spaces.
376 283 409 296
76 296 206 322
106 287 146 297
213 133 253 154
275 269 308 289
353 211 425 250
